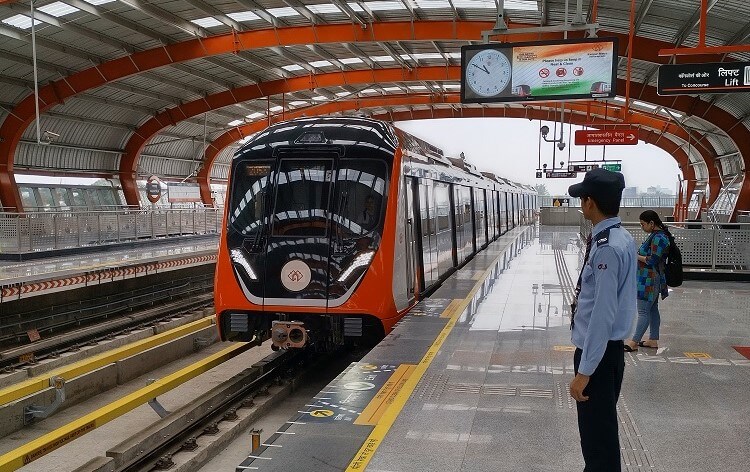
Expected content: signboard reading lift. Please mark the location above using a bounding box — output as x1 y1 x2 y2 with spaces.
575 130 637 146
658 62 750 95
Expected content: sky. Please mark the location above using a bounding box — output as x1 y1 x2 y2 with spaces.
395 118 682 196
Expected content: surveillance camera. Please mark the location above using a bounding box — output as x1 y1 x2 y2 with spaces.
542 163 547 169
540 125 549 137
560 161 565 167
557 142 566 151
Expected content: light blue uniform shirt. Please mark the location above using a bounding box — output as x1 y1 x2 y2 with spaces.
572 216 637 376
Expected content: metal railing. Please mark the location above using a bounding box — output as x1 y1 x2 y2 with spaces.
540 196 677 208
578 212 750 271
0 208 222 253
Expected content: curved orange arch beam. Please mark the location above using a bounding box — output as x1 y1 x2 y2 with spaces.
0 20 736 210
196 94 698 211
117 66 718 205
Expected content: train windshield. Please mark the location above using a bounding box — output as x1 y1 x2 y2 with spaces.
333 159 387 240
228 162 273 239
272 159 333 237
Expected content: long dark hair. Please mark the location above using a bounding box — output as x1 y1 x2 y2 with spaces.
639 210 664 228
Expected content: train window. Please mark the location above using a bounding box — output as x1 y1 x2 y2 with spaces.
272 159 332 237
36 188 55 211
228 161 273 237
333 159 387 240
70 188 86 208
19 187 37 211
98 188 118 208
86 188 102 209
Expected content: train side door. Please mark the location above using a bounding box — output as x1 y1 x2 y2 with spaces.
405 176 421 299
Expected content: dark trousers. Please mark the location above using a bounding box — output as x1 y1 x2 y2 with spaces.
574 340 625 472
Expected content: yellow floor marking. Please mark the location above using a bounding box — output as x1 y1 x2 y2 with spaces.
553 345 576 352
310 409 334 418
0 317 214 407
346 233 516 471
0 341 251 472
685 352 712 359
439 299 463 319
355 364 416 426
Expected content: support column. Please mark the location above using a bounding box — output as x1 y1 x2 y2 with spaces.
120 171 140 208
197 166 213 207
0 164 22 212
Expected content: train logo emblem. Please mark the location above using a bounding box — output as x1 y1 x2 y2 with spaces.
281 260 311 292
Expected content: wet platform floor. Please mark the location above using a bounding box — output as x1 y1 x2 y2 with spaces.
239 225 750 472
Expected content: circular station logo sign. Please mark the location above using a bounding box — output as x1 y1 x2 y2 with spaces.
281 259 312 292
146 175 162 203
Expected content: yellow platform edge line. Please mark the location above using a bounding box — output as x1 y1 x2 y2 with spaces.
0 341 250 472
0 317 214 407
345 234 517 471
354 364 414 426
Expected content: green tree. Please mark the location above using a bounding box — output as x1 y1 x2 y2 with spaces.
534 184 550 196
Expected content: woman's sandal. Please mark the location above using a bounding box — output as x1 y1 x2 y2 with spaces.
638 341 658 349
624 344 638 352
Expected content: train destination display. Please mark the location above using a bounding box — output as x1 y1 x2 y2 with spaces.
461 38 618 104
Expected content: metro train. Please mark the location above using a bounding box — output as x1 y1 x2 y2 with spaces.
214 117 537 350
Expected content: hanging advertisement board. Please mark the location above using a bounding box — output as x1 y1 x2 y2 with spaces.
461 37 618 104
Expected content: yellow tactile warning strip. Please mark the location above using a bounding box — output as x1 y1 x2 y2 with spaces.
553 345 577 352
346 248 506 471
684 352 712 359
439 298 463 319
0 341 251 472
354 364 416 426
0 317 213 407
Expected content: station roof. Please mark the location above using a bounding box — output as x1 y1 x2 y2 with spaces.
0 0 747 193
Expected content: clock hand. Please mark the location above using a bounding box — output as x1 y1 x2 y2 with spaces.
482 65 490 74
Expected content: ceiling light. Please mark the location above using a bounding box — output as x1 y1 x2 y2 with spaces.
340 57 364 64
282 64 305 71
290 101 309 106
1 14 40 29
228 119 244 126
191 17 223 28
312 96 329 101
383 86 401 92
227 11 261 21
39 2 79 17
247 112 265 119
268 7 300 17
270 106 284 112
370 55 395 62
415 0 451 8
451 0 495 8
83 0 117 5
309 60 333 68
365 1 407 11
307 4 342 14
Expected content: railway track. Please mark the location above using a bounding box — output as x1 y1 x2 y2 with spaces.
0 276 213 371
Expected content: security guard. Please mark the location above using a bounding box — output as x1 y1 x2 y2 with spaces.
567 168 637 471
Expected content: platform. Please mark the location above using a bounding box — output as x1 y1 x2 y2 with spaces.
238 225 750 472
0 236 217 301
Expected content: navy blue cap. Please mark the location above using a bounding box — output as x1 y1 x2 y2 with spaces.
568 168 625 204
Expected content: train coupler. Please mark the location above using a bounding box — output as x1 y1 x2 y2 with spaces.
271 320 308 349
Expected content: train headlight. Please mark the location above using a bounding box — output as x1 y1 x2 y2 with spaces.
230 248 258 280
337 251 375 282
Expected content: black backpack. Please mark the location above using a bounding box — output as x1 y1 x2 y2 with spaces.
662 228 683 287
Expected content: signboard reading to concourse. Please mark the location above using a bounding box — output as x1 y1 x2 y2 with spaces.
568 163 600 172
461 37 618 104
658 62 750 95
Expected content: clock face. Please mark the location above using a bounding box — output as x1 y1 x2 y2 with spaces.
465 49 512 97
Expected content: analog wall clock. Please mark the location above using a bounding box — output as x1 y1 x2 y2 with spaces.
465 49 512 97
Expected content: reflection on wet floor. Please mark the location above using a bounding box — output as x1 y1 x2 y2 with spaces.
459 226 580 334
